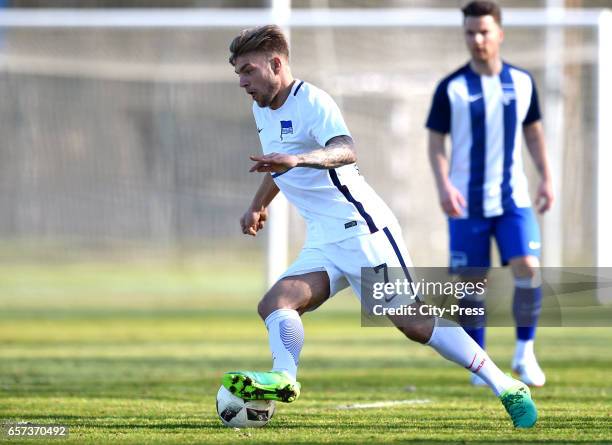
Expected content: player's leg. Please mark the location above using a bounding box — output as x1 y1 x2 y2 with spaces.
223 272 329 402
345 226 508 389
449 216 492 385
257 270 332 381
495 208 545 387
387 308 536 427
344 224 537 427
457 276 489 387
509 256 545 386
224 248 347 402
425 315 538 427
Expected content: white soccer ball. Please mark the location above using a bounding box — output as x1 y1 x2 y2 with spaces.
216 385 276 428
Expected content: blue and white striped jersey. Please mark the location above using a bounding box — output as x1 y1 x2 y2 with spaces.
253 80 397 247
426 62 541 218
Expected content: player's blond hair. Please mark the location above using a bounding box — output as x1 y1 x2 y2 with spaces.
229 25 290 66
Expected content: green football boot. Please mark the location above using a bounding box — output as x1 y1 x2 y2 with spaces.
222 370 301 403
499 381 538 428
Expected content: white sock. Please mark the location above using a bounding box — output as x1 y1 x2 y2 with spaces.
514 339 535 364
264 309 304 381
426 317 516 396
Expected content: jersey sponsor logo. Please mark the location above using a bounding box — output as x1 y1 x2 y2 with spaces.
280 120 293 140
344 220 357 229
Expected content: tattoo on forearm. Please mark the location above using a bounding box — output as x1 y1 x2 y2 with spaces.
296 135 356 169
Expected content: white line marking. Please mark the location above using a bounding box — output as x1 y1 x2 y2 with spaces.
336 399 431 410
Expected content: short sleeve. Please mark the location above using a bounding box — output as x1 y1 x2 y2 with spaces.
306 89 351 147
523 77 542 126
426 80 451 134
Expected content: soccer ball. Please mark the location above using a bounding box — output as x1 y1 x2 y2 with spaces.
216 385 275 428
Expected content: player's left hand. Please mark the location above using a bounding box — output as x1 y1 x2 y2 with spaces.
249 153 298 173
535 179 554 213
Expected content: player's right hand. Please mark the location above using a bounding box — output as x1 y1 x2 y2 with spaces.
240 207 268 236
439 184 466 217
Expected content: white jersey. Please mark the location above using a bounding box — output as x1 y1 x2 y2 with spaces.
253 80 397 247
426 62 542 218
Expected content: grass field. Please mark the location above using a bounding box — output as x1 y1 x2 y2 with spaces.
1 261 611 444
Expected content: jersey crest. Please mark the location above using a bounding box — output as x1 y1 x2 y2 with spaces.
280 120 293 140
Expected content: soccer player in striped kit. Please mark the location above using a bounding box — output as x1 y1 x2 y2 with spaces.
222 24 538 428
427 1 554 387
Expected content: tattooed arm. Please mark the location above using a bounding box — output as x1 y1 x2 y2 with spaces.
296 135 356 169
249 135 356 173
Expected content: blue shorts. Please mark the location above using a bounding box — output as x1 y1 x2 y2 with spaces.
448 207 541 272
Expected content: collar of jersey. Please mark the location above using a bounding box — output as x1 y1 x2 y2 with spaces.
268 79 302 113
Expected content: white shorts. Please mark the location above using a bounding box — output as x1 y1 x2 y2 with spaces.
279 224 415 303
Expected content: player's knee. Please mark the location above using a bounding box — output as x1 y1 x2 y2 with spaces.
257 299 269 320
519 266 537 280
396 319 434 344
257 291 301 320
257 296 283 320
511 256 541 286
398 324 429 344
511 256 539 272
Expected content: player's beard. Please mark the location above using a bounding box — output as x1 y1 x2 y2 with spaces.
471 47 489 62
471 43 500 65
255 86 278 108
255 92 273 108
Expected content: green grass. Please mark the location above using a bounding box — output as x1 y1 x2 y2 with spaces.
0 262 611 444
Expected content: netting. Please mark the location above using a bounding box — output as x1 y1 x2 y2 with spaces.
0 19 600 266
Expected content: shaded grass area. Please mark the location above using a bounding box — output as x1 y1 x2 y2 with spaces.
0 263 611 444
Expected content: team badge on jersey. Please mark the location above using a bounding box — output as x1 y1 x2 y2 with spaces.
501 83 516 105
280 120 293 140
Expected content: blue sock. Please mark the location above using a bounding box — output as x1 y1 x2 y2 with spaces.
513 285 542 341
459 297 486 348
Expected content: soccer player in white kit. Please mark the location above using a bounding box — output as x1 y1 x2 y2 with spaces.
222 24 538 428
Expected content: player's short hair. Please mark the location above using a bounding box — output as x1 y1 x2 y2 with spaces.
462 1 502 25
229 25 290 66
